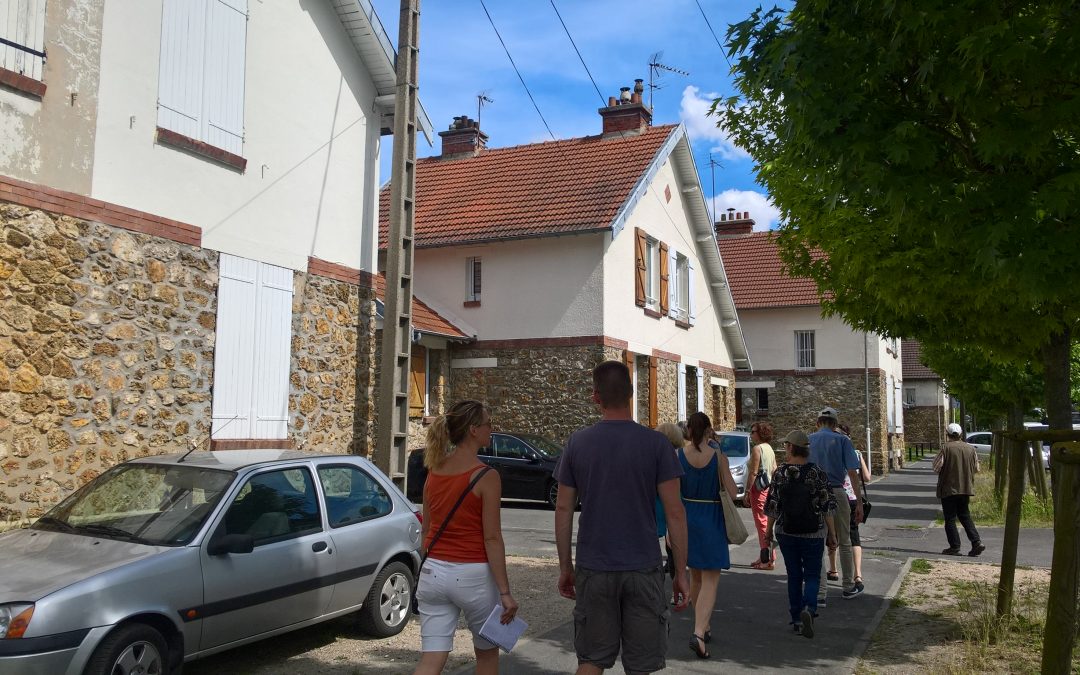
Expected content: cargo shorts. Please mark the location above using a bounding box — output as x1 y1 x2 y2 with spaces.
573 565 670 674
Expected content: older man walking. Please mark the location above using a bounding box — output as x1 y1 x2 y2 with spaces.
933 423 985 556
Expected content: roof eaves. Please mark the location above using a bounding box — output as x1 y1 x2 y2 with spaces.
416 227 608 250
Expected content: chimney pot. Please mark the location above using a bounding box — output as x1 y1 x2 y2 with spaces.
633 79 644 95
599 79 653 136
619 86 632 103
439 114 489 158
608 96 617 107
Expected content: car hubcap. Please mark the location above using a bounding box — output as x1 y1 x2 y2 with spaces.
112 641 163 675
548 483 558 506
380 572 410 627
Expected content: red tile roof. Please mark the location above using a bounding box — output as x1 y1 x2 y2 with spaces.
372 274 469 339
716 231 822 309
901 339 939 379
379 125 678 248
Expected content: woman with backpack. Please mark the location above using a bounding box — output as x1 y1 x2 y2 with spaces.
764 429 837 639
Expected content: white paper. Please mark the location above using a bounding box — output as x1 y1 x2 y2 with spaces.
478 603 528 653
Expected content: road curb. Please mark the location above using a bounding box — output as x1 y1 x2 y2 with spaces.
847 556 913 672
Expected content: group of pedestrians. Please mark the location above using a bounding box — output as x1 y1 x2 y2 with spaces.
408 359 982 674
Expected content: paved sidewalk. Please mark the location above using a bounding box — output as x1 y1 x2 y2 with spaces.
456 457 1054 674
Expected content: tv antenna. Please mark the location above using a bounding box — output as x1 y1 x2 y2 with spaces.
648 51 690 109
707 153 722 221
477 93 494 128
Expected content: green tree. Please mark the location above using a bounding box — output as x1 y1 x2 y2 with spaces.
713 1 1080 668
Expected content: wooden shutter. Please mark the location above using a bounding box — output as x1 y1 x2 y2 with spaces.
204 0 247 155
687 260 696 326
634 228 647 307
252 261 293 439
648 356 658 428
409 345 427 416
158 0 208 141
658 242 669 315
1 0 47 80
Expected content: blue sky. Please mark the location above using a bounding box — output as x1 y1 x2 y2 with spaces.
370 0 780 231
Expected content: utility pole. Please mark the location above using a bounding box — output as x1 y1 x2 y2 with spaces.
375 0 420 487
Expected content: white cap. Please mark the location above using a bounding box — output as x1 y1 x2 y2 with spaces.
946 423 963 436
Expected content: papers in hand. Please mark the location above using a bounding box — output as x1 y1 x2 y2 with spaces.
478 603 528 653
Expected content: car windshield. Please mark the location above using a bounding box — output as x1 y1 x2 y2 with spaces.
716 434 750 458
33 464 235 547
518 434 562 458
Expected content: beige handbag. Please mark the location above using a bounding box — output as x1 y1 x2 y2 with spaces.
718 458 749 545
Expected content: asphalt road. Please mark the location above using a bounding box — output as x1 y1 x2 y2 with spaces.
499 500 575 558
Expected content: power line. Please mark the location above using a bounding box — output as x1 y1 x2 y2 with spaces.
694 0 733 70
479 0 558 141
549 0 606 106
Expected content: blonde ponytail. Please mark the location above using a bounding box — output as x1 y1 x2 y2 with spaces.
424 415 451 469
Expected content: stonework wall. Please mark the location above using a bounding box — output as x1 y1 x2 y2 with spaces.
0 203 217 522
702 368 736 431
448 344 617 445
289 274 377 456
740 370 892 475
905 406 945 449
656 358 678 424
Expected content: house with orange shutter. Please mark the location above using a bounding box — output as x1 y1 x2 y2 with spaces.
380 85 751 445
716 221 905 473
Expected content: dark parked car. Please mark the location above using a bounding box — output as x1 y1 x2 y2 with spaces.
407 432 563 508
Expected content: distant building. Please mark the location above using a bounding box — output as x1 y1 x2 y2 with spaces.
901 340 951 449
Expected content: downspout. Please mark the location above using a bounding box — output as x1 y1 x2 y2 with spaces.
864 332 872 471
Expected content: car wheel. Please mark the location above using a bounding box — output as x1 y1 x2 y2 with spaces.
546 480 559 509
85 623 168 675
358 561 414 638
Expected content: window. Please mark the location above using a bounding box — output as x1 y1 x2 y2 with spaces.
158 0 248 156
634 228 667 312
671 251 694 323
794 330 816 370
903 386 916 407
1 0 47 82
211 254 293 439
493 435 531 460
318 465 392 528
756 387 769 412
646 238 660 306
466 257 481 302
221 468 322 545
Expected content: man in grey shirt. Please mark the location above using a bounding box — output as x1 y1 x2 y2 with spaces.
555 360 689 674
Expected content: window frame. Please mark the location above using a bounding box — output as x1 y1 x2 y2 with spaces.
645 238 660 307
222 466 323 547
903 386 916 407
466 256 482 303
794 330 816 371
316 464 394 529
756 387 769 413
674 252 690 321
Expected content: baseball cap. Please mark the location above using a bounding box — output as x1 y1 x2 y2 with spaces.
783 430 810 448
818 407 839 421
946 422 963 435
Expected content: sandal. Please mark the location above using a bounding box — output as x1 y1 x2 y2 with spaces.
689 634 710 659
704 629 712 644
827 571 839 581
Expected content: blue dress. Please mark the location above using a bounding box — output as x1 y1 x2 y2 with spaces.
678 448 731 570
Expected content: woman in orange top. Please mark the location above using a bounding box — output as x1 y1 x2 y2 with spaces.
413 400 518 675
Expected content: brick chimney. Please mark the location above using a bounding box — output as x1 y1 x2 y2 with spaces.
439 115 488 158
714 209 755 237
599 79 652 137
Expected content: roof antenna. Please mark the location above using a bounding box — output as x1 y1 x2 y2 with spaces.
647 51 689 110
177 415 238 463
477 93 494 129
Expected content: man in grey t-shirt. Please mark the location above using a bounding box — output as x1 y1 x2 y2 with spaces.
555 360 689 674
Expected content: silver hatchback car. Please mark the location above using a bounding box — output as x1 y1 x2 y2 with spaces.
0 450 421 675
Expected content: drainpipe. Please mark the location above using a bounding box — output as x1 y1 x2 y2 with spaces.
864 332 872 472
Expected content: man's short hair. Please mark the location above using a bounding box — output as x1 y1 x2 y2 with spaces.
593 360 633 408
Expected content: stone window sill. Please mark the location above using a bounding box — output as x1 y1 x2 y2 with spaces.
156 126 247 172
794 368 817 375
643 307 662 319
675 319 691 330
0 67 45 98
463 300 481 308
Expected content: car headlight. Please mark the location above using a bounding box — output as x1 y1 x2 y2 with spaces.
730 464 745 476
0 604 34 639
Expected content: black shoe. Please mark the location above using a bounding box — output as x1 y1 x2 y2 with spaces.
703 629 712 644
689 634 709 658
792 622 802 635
842 583 864 599
941 547 962 555
800 608 814 638
969 543 986 557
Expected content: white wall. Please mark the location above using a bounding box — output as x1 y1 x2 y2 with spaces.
909 379 943 407
90 0 382 273
737 307 868 370
414 234 605 340
603 157 734 369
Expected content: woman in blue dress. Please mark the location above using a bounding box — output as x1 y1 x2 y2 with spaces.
680 411 739 659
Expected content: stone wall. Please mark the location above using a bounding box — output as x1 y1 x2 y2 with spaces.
905 405 945 450
702 368 736 431
740 370 892 474
0 203 217 522
656 358 678 424
289 274 377 456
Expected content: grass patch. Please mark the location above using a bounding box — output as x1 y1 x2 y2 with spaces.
910 558 932 574
894 523 925 529
928 471 1054 528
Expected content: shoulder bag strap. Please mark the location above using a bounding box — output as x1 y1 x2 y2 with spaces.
421 466 492 565
859 470 869 498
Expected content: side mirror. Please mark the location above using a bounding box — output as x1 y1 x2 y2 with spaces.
208 533 255 556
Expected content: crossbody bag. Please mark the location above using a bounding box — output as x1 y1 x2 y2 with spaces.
412 466 492 614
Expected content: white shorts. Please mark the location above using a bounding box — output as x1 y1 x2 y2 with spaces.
417 558 499 652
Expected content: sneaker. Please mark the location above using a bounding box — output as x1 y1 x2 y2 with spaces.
969 543 986 557
800 608 815 638
941 547 962 556
842 582 865 599
792 622 802 635
818 593 827 608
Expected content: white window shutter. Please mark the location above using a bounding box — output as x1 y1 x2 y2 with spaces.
252 262 293 439
203 0 247 155
677 363 687 421
158 0 208 140
212 254 258 438
668 246 678 318
687 260 696 325
696 368 705 413
1 0 47 80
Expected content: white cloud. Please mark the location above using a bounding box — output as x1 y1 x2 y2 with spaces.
679 85 748 161
710 190 780 231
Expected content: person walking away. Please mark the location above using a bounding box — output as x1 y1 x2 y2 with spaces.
656 422 686 578
745 421 777 569
555 361 690 675
414 401 518 675
934 423 985 556
827 425 870 592
807 407 864 599
765 430 837 638
679 412 738 658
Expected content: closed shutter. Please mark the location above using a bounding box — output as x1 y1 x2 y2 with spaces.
158 0 207 141
212 254 293 439
687 260 696 326
634 228 647 307
409 345 426 416
658 242 669 315
1 0 47 80
677 363 687 421
204 0 247 155
648 356 658 428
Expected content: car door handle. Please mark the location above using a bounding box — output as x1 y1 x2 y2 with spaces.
312 541 328 553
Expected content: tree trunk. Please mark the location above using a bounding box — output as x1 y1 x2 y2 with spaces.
997 405 1026 619
1040 327 1078 673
